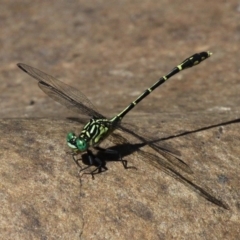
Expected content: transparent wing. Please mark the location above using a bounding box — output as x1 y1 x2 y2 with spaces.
118 123 193 174
17 63 103 118
109 132 229 209
120 123 181 156
137 149 229 209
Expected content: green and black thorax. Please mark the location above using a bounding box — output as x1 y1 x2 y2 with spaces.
79 116 121 147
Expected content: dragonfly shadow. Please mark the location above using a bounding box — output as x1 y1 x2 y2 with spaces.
159 118 240 141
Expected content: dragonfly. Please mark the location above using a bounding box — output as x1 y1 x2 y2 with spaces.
17 51 229 209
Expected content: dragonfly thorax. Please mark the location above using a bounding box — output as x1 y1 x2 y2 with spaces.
67 118 115 152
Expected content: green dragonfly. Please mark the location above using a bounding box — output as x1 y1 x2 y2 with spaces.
17 52 229 209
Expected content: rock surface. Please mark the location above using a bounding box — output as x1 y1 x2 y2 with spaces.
0 1 240 239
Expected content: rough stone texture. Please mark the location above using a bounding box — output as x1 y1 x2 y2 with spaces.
0 0 240 239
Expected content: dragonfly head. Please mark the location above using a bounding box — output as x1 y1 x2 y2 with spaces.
67 132 88 152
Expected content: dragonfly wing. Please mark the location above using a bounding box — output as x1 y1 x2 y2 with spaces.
118 123 194 174
108 133 228 209
38 81 102 118
119 123 181 156
137 149 229 209
18 63 103 118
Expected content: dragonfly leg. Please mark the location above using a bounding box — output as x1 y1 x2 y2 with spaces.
79 149 108 179
67 151 83 169
72 154 82 168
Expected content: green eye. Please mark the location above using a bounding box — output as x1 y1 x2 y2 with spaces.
67 132 76 141
66 133 88 152
76 138 88 151
66 132 77 149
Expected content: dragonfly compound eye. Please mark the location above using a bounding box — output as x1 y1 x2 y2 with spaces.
76 138 88 151
66 132 77 149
